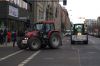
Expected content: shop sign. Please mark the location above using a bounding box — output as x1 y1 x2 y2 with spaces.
9 5 18 17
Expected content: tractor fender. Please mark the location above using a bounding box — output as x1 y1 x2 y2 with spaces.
48 31 60 39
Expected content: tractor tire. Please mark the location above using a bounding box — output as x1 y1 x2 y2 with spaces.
49 33 62 49
28 37 41 51
17 37 28 49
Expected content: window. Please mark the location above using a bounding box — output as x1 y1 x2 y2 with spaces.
46 24 51 32
38 10 43 19
6 0 10 1
9 0 14 3
16 0 19 5
50 24 55 30
35 24 44 31
55 8 58 17
14 0 17 4
73 24 84 35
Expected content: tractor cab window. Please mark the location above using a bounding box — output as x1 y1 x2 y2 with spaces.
73 24 84 35
45 24 55 32
46 24 51 32
34 24 44 31
50 24 55 30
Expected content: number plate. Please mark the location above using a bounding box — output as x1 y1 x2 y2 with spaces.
22 40 27 44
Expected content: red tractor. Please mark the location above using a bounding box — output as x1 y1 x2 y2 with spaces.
17 20 62 51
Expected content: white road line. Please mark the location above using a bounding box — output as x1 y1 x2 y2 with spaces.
72 47 81 66
0 50 23 62
18 50 41 66
77 49 81 66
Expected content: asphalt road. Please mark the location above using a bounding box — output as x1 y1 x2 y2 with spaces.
0 36 100 66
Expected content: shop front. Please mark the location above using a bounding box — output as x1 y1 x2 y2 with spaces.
0 1 28 32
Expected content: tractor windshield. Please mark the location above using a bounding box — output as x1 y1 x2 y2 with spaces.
34 23 44 31
73 24 84 35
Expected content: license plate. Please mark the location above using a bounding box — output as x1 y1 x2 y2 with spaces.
22 40 27 44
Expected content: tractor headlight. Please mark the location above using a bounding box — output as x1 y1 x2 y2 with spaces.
24 38 28 40
77 32 82 36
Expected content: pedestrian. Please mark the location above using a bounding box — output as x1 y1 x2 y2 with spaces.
0 29 4 45
12 31 17 47
3 28 7 46
7 31 11 42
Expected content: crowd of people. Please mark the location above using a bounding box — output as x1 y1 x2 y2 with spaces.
0 28 17 47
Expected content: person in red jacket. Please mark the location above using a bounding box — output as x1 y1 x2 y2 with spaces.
7 31 11 42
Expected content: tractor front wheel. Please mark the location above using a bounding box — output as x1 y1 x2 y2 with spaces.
17 37 28 49
28 37 41 51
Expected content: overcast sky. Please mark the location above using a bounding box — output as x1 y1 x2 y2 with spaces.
59 0 100 24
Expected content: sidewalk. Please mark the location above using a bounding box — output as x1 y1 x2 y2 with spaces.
0 42 17 47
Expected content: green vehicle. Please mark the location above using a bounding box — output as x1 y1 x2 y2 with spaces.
71 24 88 44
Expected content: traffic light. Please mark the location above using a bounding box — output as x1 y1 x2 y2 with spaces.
63 0 67 5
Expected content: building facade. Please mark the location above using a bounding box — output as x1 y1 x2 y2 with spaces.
0 0 28 31
84 19 97 36
23 0 70 32
61 7 70 32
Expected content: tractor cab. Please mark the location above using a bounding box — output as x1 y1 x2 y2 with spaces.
33 20 55 32
32 21 55 36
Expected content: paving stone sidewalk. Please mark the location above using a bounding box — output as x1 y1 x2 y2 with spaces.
0 42 17 47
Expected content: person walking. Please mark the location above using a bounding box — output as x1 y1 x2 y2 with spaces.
7 31 11 42
3 28 7 46
12 31 17 47
0 29 4 45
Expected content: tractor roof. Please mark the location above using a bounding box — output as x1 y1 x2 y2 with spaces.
36 20 55 24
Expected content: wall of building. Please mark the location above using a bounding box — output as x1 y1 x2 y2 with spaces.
0 1 28 31
23 0 70 33
84 19 97 36
61 7 71 32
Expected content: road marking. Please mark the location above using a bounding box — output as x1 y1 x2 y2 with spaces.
72 47 81 66
18 50 41 66
77 49 81 66
0 50 23 61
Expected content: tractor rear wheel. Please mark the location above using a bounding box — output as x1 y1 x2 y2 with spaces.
49 33 62 49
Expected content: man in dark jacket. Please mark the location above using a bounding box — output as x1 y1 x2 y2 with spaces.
3 28 7 46
0 29 3 44
12 31 17 47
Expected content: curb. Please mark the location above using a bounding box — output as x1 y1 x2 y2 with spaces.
0 42 17 48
